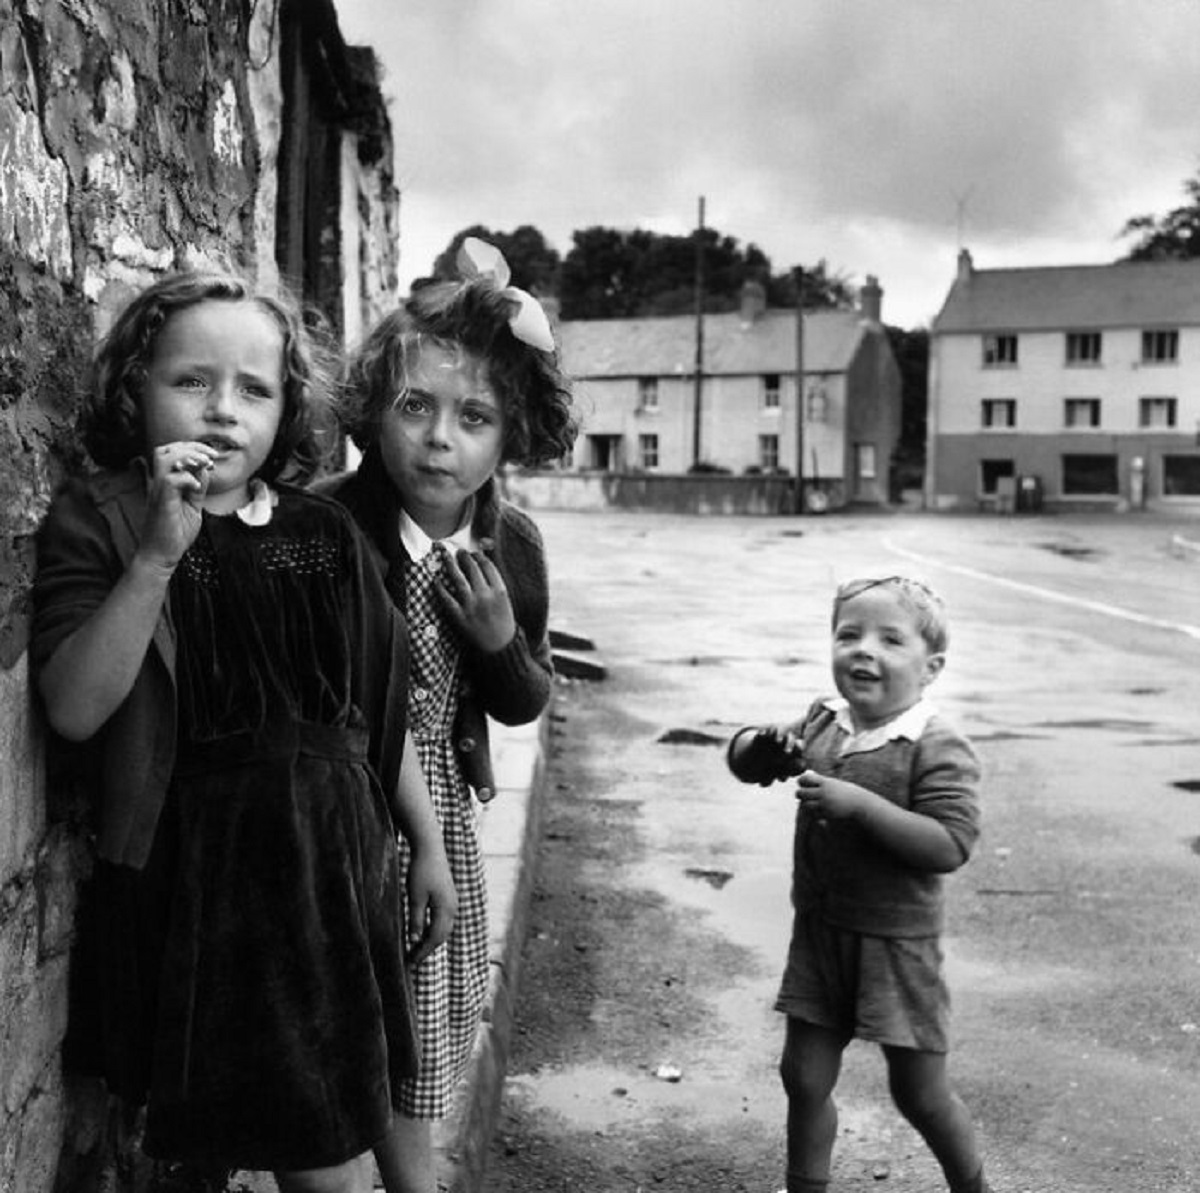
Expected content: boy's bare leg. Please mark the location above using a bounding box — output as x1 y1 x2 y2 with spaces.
779 1018 846 1192
883 1046 987 1193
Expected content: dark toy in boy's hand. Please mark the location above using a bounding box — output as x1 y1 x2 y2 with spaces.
730 726 805 786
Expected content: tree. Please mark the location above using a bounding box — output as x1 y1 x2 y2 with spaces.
428 222 859 320
425 225 562 293
558 225 854 320
1118 165 1200 261
884 325 929 495
763 259 857 312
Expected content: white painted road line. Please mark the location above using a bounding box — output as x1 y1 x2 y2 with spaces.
882 536 1200 642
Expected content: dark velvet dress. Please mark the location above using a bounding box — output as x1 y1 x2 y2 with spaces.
65 489 419 1172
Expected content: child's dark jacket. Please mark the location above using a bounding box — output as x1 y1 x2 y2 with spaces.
31 468 410 869
737 698 981 938
317 447 553 801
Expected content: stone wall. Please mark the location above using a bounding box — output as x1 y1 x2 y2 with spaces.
0 2 397 1188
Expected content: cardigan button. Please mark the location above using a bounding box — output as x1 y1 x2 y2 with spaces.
477 786 494 803
459 737 477 753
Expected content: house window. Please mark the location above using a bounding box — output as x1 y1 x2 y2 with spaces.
637 377 659 409
981 399 1016 428
1062 453 1118 495
759 434 779 470
762 374 780 410
1065 332 1102 365
982 334 1018 367
586 434 623 471
1139 397 1177 428
638 433 659 469
1163 455 1200 496
1064 398 1101 428
979 458 1015 495
1141 329 1178 363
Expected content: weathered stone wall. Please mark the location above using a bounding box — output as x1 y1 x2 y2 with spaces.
0 2 397 1188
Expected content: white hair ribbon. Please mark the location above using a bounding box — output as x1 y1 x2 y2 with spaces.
456 237 556 353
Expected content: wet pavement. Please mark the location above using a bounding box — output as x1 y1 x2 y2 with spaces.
484 508 1200 1193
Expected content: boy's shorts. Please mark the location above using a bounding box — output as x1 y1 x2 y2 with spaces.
774 910 950 1053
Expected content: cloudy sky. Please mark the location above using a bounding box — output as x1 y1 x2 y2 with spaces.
333 0 1200 329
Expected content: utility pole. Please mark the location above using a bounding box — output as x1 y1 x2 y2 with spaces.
792 265 805 513
692 195 706 468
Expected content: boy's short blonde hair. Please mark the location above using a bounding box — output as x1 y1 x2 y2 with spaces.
832 576 949 654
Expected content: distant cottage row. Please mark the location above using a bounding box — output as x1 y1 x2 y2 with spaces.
542 251 1200 513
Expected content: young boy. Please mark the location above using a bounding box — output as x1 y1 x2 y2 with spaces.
728 576 990 1193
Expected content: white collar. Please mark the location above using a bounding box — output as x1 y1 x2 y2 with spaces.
399 501 476 561
824 696 937 756
235 479 277 526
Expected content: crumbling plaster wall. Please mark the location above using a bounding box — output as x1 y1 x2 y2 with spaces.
0 1 284 1188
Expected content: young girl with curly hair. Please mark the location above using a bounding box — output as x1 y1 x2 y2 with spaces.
321 238 576 1192
32 270 456 1193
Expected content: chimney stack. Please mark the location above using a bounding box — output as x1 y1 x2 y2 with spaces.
740 279 767 324
859 275 882 323
957 248 974 281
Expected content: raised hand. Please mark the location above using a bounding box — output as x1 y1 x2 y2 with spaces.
139 440 219 570
436 546 517 653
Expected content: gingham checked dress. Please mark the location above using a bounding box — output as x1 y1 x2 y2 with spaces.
396 544 491 1119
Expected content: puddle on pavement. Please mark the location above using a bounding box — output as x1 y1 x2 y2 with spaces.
1036 541 1101 560
1035 718 1157 732
657 727 724 746
970 730 1045 742
684 867 734 889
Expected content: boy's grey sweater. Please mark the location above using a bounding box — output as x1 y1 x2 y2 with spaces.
785 699 981 939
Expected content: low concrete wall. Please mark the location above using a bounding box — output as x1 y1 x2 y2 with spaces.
501 471 837 516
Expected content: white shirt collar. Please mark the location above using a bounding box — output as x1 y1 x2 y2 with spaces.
235 479 277 526
824 696 937 756
398 501 477 561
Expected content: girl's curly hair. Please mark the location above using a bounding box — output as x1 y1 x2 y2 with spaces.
340 278 577 466
82 270 338 484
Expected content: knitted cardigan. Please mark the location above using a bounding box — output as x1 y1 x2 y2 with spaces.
30 468 410 869
317 448 553 801
735 699 981 938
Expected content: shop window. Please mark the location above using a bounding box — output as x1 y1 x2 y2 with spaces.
1062 453 1117 495
980 458 1015 495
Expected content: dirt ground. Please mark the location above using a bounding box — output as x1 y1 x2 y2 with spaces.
483 510 1200 1193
